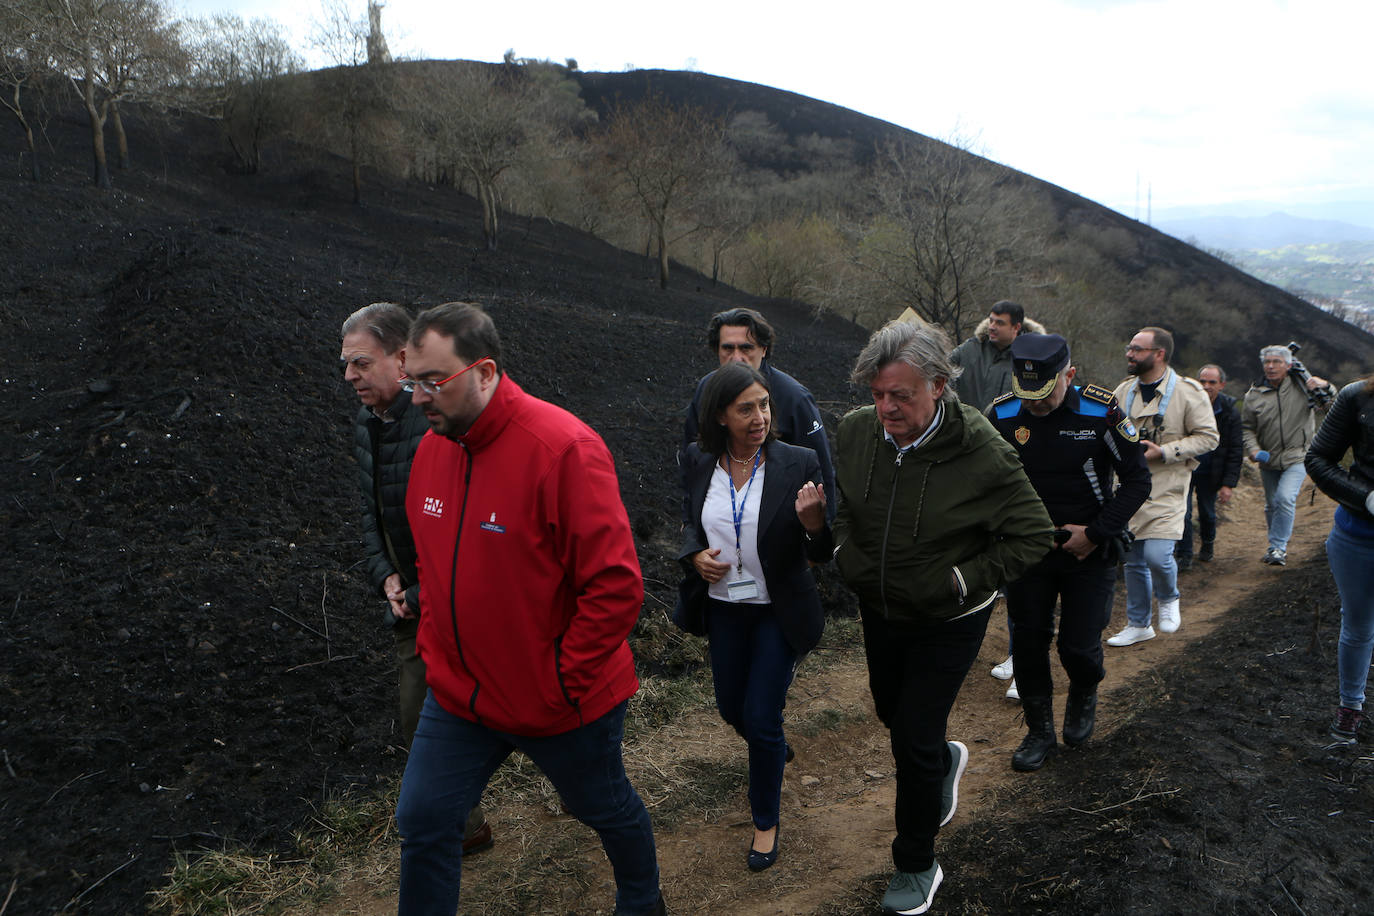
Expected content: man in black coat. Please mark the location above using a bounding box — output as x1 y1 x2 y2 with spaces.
341 302 492 854
1177 364 1244 569
681 308 835 522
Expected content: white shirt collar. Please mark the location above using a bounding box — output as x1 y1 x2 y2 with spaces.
883 401 945 453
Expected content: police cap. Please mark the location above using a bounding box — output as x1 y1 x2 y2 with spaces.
1009 333 1070 400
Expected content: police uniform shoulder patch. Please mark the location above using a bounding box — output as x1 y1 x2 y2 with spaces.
991 391 1022 419
1116 415 1140 442
1080 383 1116 405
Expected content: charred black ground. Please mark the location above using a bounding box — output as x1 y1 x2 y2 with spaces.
2 108 1371 915
929 557 1374 914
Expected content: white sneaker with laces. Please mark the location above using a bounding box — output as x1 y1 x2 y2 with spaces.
1158 598 1181 633
990 656 1014 680
1005 678 1020 700
1106 625 1156 647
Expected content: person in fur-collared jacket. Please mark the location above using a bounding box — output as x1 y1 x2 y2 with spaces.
948 300 1046 695
948 300 1047 411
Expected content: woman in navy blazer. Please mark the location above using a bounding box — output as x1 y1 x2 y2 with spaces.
679 362 833 871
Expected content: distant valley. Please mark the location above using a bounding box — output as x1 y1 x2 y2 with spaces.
1156 209 1374 329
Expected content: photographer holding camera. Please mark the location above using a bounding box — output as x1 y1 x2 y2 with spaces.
1242 344 1337 566
1108 328 1218 646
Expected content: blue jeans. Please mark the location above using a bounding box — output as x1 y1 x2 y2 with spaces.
1124 537 1179 627
1328 525 1374 710
1178 475 1219 558
1260 463 1306 551
706 600 798 831
395 695 660 916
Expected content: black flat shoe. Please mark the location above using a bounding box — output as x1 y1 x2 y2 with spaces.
747 827 779 872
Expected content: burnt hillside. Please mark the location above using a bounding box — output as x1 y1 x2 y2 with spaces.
0 105 864 914
3 68 1371 914
575 67 1374 384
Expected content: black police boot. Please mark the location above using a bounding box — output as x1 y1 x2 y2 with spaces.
1011 696 1058 771
1063 685 1098 748
1198 540 1214 562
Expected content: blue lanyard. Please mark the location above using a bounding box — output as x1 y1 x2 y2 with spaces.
1126 367 1179 418
728 449 762 573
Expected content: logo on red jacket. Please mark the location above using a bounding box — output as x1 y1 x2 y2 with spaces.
422 496 444 518
480 512 506 533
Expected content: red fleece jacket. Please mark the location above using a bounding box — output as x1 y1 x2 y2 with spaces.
406 376 643 736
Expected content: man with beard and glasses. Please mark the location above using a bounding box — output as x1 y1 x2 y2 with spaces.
1108 327 1218 647
394 302 664 916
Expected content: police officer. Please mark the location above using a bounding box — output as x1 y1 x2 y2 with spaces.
988 334 1151 771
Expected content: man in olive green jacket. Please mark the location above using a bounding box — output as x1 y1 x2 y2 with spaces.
834 320 1053 916
1241 344 1335 565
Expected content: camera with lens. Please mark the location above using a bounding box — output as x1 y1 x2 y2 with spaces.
1138 414 1165 444
1286 342 1334 409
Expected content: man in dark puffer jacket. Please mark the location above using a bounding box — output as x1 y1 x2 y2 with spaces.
342 302 492 854
1177 364 1244 569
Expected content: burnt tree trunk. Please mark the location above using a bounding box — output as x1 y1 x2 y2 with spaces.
656 221 670 290
81 77 110 189
110 102 130 169
479 181 499 252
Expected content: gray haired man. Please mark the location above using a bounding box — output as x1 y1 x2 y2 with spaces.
341 302 493 853
1241 345 1335 565
833 320 1052 915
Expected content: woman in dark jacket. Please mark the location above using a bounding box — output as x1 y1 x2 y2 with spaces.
1305 375 1374 743
679 362 832 871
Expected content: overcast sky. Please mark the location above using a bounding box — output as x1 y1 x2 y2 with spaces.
177 0 1374 219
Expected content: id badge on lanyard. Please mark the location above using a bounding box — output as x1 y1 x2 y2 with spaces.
727 450 762 602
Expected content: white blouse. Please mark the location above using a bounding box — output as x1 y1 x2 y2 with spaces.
701 461 771 604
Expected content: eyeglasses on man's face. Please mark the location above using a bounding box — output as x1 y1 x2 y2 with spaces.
399 357 491 395
1125 345 1161 354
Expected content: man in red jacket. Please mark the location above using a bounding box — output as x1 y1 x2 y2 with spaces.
394 302 663 916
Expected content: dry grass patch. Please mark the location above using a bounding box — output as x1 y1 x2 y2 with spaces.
148 785 399 916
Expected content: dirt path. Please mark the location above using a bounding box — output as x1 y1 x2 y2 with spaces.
306 471 1334 915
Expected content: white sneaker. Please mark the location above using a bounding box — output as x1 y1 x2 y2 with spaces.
990 656 1014 680
1106 625 1156 647
1158 598 1181 633
1005 679 1020 700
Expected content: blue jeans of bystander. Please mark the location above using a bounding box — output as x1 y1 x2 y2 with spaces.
395 695 660 916
1260 463 1307 552
1124 537 1179 628
1327 524 1374 710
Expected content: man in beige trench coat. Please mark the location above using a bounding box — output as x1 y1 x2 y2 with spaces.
1107 327 1219 646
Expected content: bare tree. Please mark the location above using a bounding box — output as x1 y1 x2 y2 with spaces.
309 0 392 205
694 170 758 286
181 14 301 174
737 213 846 300
856 135 1009 337
42 0 184 187
0 0 57 180
402 60 590 251
599 94 735 289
